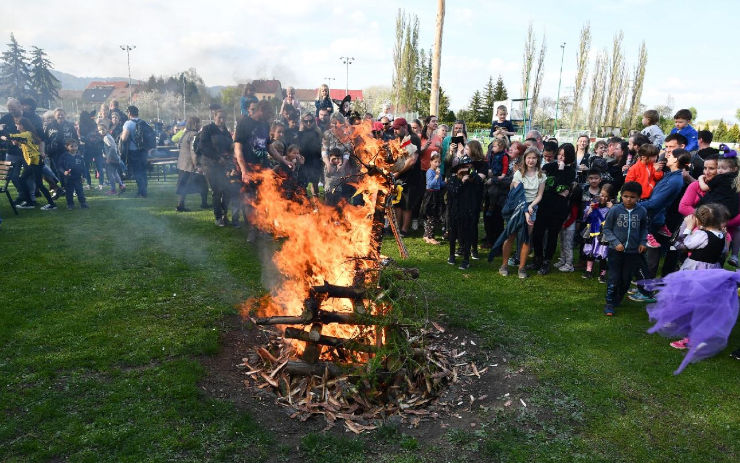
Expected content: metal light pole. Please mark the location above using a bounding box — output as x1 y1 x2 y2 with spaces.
554 42 566 133
181 73 186 120
323 77 336 92
339 57 355 96
120 44 136 104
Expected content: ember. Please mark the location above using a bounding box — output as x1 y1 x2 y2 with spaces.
239 121 460 430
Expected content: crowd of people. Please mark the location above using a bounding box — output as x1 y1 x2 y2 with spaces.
1 91 738 368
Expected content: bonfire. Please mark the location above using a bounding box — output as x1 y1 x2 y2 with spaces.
238 122 477 431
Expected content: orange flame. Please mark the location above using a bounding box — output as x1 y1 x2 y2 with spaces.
242 122 404 357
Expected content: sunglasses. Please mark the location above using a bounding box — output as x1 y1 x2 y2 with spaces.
302 119 314 123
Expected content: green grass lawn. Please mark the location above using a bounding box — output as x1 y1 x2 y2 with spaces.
0 179 737 462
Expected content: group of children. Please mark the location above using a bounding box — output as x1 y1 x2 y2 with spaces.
3 122 97 210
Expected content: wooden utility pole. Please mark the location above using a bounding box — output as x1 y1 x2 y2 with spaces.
429 0 445 117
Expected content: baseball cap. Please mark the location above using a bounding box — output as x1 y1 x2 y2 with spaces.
391 118 407 130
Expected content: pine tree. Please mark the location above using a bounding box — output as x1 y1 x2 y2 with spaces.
468 90 483 123
727 124 740 143
438 86 451 120
714 120 728 142
482 76 495 123
492 75 508 101
0 33 31 98
28 46 60 108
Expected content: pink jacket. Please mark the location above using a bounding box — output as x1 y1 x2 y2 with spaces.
680 180 740 228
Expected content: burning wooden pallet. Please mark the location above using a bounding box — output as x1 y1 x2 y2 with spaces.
239 123 468 431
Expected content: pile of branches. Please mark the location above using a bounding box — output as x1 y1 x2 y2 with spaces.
239 320 488 433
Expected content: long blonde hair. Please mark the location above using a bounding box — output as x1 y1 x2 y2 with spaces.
316 84 330 100
519 146 543 177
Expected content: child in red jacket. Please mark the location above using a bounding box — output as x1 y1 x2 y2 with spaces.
625 144 663 198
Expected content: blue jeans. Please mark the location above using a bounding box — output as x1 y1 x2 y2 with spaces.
65 177 86 207
605 249 643 306
128 150 148 196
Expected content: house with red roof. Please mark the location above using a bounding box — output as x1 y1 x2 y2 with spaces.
81 81 131 105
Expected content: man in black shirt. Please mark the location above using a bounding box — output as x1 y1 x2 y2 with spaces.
200 108 234 226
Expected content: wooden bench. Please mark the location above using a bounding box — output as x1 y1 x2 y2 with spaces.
149 157 179 182
0 160 18 215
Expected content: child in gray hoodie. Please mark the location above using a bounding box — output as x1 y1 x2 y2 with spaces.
601 182 648 315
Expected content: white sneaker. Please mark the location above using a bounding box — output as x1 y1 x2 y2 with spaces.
558 264 575 272
83 184 91 190
411 219 419 231
97 184 104 190
40 204 57 210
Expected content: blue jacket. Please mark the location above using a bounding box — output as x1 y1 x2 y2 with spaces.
670 125 698 152
61 152 86 179
639 169 684 226
602 203 648 253
425 168 445 190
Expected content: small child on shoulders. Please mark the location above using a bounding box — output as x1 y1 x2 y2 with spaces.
669 109 698 152
489 105 516 140
640 109 665 148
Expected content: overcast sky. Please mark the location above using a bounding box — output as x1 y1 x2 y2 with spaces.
4 0 739 122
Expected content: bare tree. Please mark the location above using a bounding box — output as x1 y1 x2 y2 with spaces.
570 22 591 129
529 34 547 123
520 23 536 124
586 49 607 133
603 31 624 129
429 0 445 116
626 41 648 129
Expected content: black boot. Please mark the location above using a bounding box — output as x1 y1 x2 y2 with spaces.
526 256 542 271
538 260 551 275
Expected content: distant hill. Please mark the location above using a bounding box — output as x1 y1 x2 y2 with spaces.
53 70 227 97
52 70 132 90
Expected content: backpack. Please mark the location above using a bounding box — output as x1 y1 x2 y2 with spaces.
133 119 156 151
191 128 205 158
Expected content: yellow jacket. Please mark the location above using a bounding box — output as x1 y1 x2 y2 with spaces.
10 131 41 165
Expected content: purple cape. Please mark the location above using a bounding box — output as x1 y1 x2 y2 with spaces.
639 269 740 374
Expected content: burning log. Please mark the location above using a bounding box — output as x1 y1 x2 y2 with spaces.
254 310 387 326
311 282 366 299
283 360 344 378
301 323 324 363
285 327 378 354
